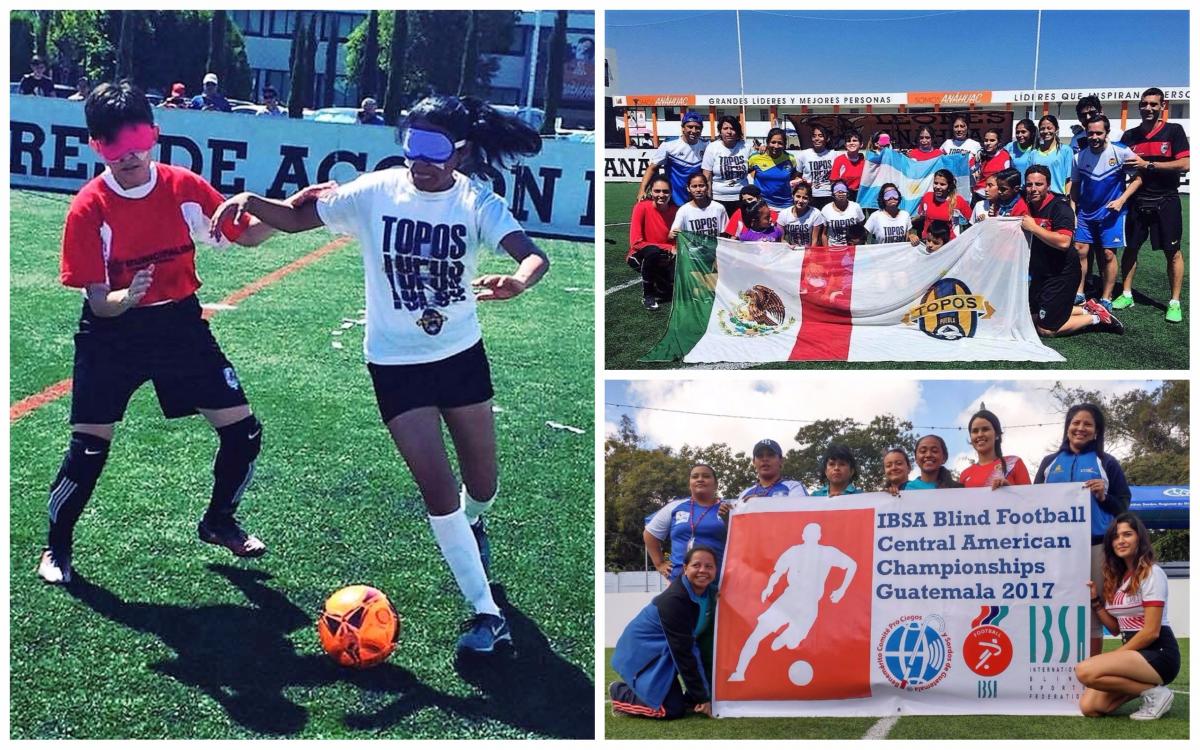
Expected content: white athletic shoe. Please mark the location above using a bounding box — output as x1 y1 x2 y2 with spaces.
1130 685 1173 720
37 548 72 584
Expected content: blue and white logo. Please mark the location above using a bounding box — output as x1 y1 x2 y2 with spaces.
877 615 953 691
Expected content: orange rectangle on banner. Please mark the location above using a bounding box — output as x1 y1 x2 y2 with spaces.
626 94 697 107
716 508 875 701
907 90 993 107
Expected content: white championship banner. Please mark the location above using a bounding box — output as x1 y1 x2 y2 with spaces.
713 484 1091 717
10 96 595 241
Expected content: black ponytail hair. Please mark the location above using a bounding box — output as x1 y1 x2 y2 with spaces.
404 94 542 179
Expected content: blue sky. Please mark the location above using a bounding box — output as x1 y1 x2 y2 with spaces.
604 379 1160 478
607 10 1189 93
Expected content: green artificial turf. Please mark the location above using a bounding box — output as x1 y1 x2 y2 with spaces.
9 189 595 739
604 641 1189 739
604 181 1190 370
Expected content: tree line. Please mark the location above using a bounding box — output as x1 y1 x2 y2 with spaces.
604 381 1188 571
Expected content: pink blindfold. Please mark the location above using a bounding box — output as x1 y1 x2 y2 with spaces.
90 124 159 162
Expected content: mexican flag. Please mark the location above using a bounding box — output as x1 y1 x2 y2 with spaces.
643 219 1065 363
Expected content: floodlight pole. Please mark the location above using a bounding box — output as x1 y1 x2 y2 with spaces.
525 10 542 114
1031 10 1042 114
736 10 746 123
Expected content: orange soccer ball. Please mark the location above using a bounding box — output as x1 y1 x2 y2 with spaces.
317 585 401 668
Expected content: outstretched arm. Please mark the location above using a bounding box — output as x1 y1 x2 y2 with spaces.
473 231 549 301
230 182 334 246
210 192 325 241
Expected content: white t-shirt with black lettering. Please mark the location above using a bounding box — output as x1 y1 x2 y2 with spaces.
864 209 913 244
317 167 522 365
820 201 865 245
797 148 844 197
701 140 755 202
671 200 729 237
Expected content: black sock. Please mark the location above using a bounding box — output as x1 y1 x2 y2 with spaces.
48 432 111 553
205 416 262 524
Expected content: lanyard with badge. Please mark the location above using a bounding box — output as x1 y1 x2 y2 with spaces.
687 500 717 551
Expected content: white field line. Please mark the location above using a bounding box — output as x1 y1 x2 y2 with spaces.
862 715 900 739
605 279 640 296
605 221 632 227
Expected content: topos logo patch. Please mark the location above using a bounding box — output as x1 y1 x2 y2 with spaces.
719 284 796 337
876 614 953 691
416 308 447 335
223 367 241 390
903 277 996 341
963 606 1013 679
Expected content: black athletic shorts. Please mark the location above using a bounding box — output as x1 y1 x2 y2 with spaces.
1029 270 1078 332
367 339 494 424
70 295 248 424
1126 193 1183 254
1124 625 1181 685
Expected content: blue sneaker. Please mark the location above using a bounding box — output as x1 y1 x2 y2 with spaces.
1073 293 1086 306
457 612 511 653
470 517 491 575
1099 298 1113 313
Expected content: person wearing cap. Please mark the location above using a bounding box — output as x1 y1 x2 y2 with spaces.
20 55 55 97
160 83 189 109
190 73 231 112
638 110 706 208
721 439 806 518
67 76 91 102
357 98 385 125
257 86 287 117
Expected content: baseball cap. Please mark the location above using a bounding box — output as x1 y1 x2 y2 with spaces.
752 439 782 457
361 97 378 108
203 73 219 85
682 111 703 125
171 82 186 96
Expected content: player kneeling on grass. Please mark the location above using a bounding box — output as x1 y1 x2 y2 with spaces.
39 82 301 585
610 546 717 720
1075 513 1180 721
208 95 548 655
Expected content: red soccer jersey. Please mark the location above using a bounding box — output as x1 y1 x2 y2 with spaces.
959 457 1032 488
628 199 678 258
914 192 971 238
975 149 1013 192
908 148 942 162
60 163 244 305
830 153 866 190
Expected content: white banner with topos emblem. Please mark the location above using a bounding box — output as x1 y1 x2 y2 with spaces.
713 483 1092 716
9 96 594 241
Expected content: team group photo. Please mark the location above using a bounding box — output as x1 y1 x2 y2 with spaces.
603 9 1190 370
9 8 594 739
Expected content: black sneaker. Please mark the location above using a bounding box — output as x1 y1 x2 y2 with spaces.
198 517 267 557
37 547 72 584
643 295 659 311
470 516 491 576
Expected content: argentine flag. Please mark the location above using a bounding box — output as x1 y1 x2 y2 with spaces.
859 148 972 214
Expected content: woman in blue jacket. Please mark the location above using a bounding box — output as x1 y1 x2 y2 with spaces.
1035 403 1131 657
610 546 717 720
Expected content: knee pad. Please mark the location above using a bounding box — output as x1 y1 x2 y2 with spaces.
219 415 263 463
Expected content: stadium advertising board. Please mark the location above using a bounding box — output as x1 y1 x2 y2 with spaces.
714 483 1090 717
786 112 1015 150
10 96 594 240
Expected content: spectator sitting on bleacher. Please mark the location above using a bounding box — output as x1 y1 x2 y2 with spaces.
190 73 231 112
160 83 189 109
67 76 90 102
20 55 55 97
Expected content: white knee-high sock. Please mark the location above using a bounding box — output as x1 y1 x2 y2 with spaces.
428 508 499 616
461 484 498 523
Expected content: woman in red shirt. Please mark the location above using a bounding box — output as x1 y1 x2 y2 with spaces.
974 128 1013 201
908 126 941 161
628 175 679 310
958 409 1032 489
913 169 971 240
830 130 866 202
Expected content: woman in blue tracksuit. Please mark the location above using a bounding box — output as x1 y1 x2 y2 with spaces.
610 545 717 720
1035 403 1131 657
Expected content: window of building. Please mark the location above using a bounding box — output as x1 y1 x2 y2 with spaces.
231 10 265 36
486 86 521 106
268 10 295 38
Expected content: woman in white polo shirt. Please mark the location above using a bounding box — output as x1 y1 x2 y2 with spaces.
1074 512 1180 720
208 95 548 657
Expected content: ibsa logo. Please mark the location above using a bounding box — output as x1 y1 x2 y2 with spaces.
963 606 1014 680
719 284 796 337
902 278 996 341
876 614 953 691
